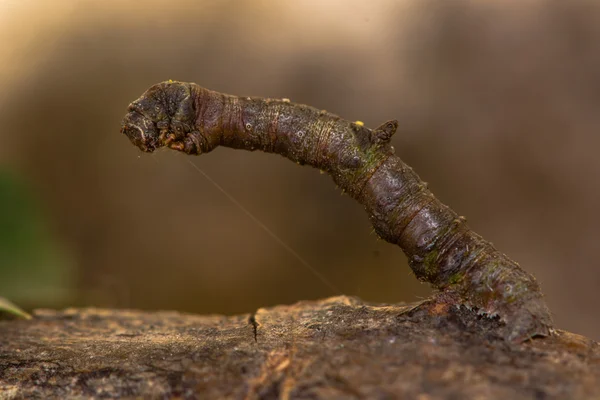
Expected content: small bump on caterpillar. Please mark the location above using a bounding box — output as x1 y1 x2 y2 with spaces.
121 80 553 342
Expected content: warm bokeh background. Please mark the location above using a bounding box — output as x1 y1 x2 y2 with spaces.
1 0 599 340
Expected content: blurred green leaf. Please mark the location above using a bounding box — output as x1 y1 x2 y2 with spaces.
0 169 74 308
0 297 31 320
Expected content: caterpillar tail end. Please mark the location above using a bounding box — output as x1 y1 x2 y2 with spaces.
431 288 553 343
500 294 553 343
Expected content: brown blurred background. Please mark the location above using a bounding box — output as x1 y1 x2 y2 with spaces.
1 0 599 340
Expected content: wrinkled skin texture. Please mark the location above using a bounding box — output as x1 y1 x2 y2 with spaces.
121 81 553 342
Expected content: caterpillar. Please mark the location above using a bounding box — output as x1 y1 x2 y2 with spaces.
121 80 553 342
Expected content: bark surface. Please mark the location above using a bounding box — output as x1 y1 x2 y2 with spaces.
1 296 598 399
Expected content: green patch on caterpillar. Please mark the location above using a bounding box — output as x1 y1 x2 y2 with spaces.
121 80 553 343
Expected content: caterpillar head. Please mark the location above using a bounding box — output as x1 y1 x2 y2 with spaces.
121 81 196 153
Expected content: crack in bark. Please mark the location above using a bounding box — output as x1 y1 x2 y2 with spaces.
249 313 259 343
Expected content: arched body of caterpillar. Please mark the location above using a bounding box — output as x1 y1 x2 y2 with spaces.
121 81 553 342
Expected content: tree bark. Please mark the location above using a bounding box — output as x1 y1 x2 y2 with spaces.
1 296 598 399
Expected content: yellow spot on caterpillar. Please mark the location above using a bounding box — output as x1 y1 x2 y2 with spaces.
355 121 364 126
282 98 290 103
168 79 173 83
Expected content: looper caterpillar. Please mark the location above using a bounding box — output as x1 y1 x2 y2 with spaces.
121 80 553 342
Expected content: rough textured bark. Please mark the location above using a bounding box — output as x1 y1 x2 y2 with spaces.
0 297 598 399
121 81 552 342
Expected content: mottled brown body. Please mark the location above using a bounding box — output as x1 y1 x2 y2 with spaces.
121 81 552 342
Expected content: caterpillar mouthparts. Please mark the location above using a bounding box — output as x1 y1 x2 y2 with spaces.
121 110 160 153
121 81 201 153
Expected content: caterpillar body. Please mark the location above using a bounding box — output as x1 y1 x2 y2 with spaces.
121 81 552 342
